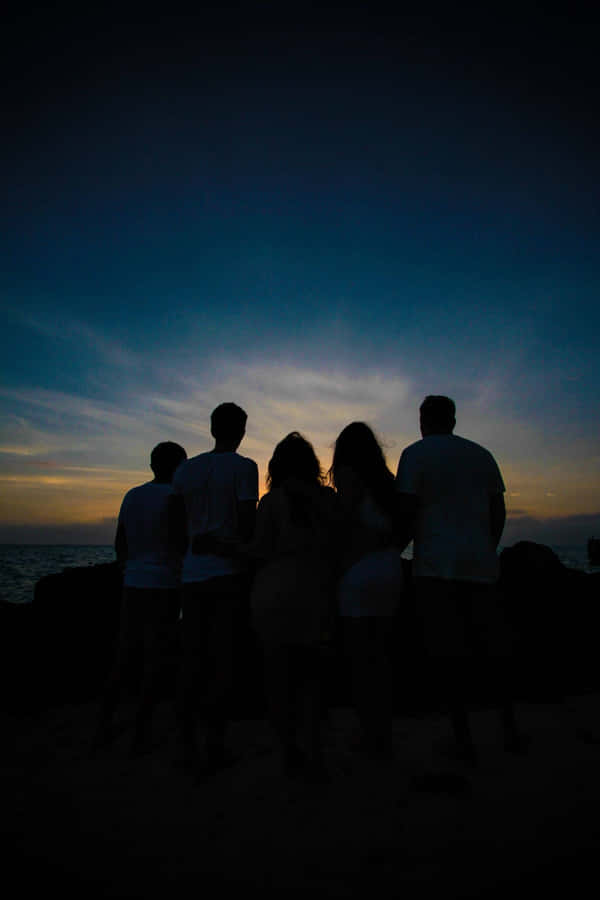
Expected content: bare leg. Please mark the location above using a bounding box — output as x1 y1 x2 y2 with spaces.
131 623 167 755
345 618 393 758
263 645 305 775
176 620 201 764
92 595 137 751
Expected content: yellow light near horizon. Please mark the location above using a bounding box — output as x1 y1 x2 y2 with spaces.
1 457 599 531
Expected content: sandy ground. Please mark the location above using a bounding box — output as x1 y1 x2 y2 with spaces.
3 693 600 899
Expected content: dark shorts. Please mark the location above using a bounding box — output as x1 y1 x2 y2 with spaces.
414 578 514 661
180 574 246 646
179 575 248 706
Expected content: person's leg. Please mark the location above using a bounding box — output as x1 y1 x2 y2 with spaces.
344 616 390 755
348 617 394 758
415 578 477 765
93 588 141 749
469 585 524 752
367 617 394 757
447 591 478 764
176 584 214 762
199 576 243 764
262 643 303 774
131 589 180 754
294 644 326 772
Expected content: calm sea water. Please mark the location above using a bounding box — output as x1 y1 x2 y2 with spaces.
0 543 597 605
0 545 116 605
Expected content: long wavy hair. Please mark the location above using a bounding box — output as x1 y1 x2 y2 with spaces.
267 432 324 527
329 421 396 515
267 432 323 489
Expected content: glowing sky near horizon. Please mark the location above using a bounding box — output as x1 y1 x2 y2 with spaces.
1 9 599 545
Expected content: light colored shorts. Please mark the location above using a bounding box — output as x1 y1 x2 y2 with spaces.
338 548 404 618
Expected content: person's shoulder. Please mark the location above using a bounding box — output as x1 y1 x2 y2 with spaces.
120 481 153 505
399 438 426 461
258 488 276 507
453 434 497 460
173 452 209 476
235 452 258 470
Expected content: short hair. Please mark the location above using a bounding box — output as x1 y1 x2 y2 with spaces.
210 402 247 441
150 441 187 476
420 395 456 429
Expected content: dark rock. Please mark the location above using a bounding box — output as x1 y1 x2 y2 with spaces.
34 562 122 704
499 541 600 697
0 599 35 712
16 543 600 713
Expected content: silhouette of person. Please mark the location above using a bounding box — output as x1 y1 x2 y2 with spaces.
395 395 521 765
93 441 187 755
330 422 405 760
249 432 340 781
169 403 258 772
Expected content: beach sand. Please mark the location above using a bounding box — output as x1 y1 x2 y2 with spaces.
3 693 600 899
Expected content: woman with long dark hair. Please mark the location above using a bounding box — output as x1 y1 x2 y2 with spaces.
330 421 404 759
250 432 340 780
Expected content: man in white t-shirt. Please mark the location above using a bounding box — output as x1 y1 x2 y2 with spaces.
94 441 187 755
170 402 258 771
395 396 521 765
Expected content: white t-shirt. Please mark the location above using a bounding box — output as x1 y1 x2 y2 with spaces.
172 450 259 583
118 481 182 589
395 434 505 583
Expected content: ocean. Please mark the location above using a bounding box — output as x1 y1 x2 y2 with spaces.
0 545 117 605
0 542 597 605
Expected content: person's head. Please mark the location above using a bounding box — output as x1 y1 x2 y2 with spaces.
210 402 248 448
267 432 323 491
329 421 388 488
419 395 456 436
150 441 187 482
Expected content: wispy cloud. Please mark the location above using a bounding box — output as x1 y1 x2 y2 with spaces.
10 308 141 370
1 312 599 541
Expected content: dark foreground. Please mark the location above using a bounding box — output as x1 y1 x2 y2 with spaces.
3 691 600 899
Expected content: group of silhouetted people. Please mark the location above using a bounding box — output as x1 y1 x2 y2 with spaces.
93 396 522 780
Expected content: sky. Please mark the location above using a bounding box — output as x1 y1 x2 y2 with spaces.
1 5 599 546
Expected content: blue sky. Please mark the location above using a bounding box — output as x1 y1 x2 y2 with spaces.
1 7 599 544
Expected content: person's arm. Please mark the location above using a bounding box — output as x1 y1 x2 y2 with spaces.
392 492 418 554
167 494 188 557
233 459 259 548
245 494 274 562
114 519 127 569
394 448 419 554
490 491 506 549
237 498 257 543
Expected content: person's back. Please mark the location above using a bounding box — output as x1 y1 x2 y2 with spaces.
251 477 339 622
94 441 187 755
119 480 182 587
248 433 338 781
331 422 404 760
173 448 258 583
395 396 521 765
170 402 258 771
398 432 503 582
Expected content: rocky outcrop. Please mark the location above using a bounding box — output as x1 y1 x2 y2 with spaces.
498 541 600 696
34 562 122 705
13 545 600 712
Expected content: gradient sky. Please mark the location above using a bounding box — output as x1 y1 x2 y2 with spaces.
2 7 599 545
